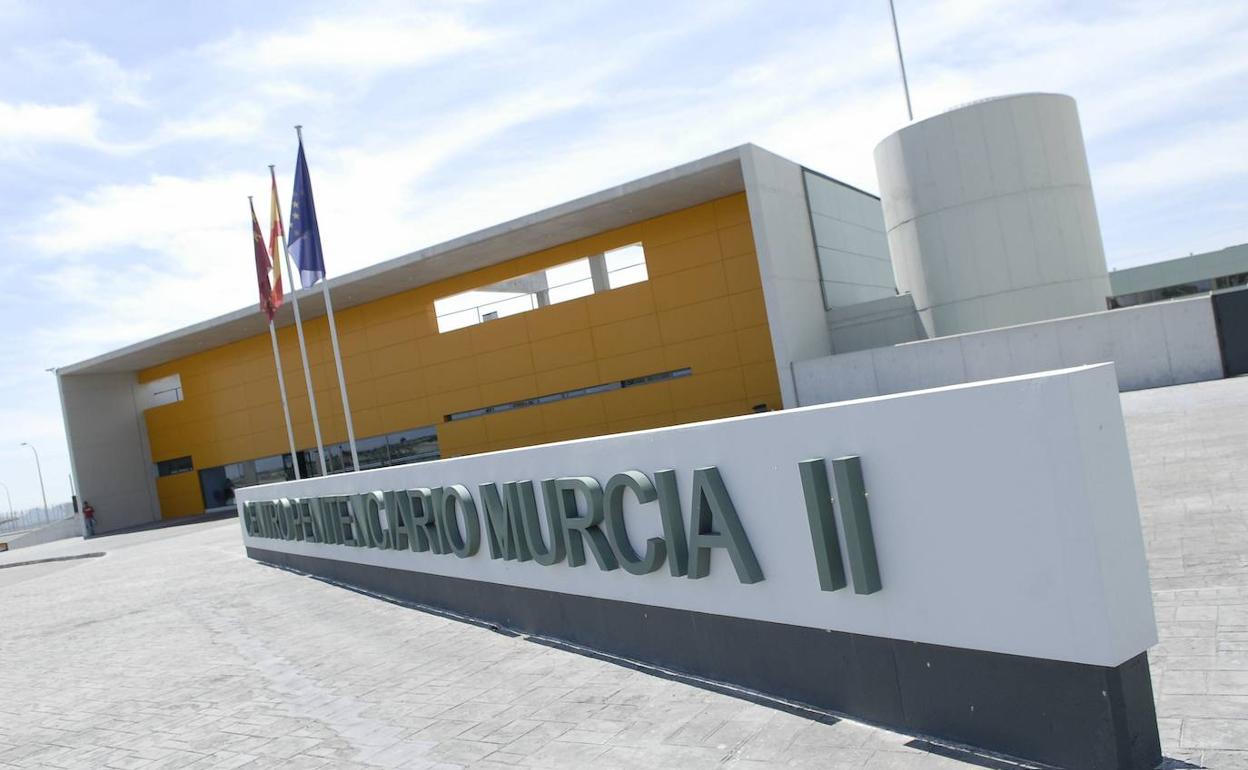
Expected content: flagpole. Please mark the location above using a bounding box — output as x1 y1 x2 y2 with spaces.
296 125 360 472
319 280 359 471
270 165 328 476
267 320 301 480
251 193 302 479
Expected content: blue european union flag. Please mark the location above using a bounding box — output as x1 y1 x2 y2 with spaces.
287 139 326 288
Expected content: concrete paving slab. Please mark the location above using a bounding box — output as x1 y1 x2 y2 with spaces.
1 376 1247 768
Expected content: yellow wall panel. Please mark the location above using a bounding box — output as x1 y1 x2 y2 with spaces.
530 330 596 372
599 382 673 422
644 232 721 277
730 289 769 329
138 192 780 520
422 356 479 394
663 332 740 374
722 252 762 294
246 404 284 434
479 374 539 407
436 417 487 456
469 313 529 355
426 385 484 422
539 395 606 433
736 324 775 364
369 341 420 379
590 314 662 359
585 282 654 327
473 343 535 384
354 408 386 438
596 349 664 384
417 329 473 367
535 362 600 395
541 423 608 446
717 222 755 259
608 412 678 435
155 472 202 519
641 202 716 247
525 298 590 341
713 194 750 228
675 399 752 425
650 262 728 312
482 407 545 443
379 398 428 430
658 296 734 344
373 370 422 407
742 361 783 405
669 369 746 411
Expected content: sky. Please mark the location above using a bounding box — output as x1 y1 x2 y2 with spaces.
0 0 1245 512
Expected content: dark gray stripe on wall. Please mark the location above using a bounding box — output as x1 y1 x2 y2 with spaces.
246 547 1160 770
1212 286 1248 376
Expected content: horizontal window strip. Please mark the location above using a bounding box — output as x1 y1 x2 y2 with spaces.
445 367 692 423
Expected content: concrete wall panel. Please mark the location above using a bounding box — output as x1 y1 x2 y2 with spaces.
1161 296 1224 384
795 296 1223 405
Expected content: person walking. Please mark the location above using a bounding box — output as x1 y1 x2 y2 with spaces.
82 501 95 538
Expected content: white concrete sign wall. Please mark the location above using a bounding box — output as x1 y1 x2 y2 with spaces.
795 294 1223 405
238 363 1155 669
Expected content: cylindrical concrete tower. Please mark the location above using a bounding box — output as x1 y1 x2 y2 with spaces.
874 93 1112 337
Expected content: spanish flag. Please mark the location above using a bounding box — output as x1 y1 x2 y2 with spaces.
250 198 277 322
267 168 286 309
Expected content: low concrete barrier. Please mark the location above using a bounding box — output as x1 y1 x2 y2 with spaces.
795 294 1222 405
0 515 83 550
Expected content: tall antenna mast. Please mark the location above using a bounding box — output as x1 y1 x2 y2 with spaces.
887 0 914 121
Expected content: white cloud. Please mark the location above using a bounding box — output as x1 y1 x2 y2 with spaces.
1094 117 1248 200
10 40 149 107
151 105 268 144
31 172 261 257
0 101 102 145
208 11 494 78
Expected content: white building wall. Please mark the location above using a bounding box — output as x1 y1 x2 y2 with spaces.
741 145 834 408
804 171 895 308
794 295 1223 405
874 93 1112 337
58 372 161 535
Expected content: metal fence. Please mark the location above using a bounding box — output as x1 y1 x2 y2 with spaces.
0 502 75 534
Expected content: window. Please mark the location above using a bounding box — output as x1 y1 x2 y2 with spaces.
1110 272 1248 309
434 243 649 333
155 456 193 477
324 443 353 475
199 462 249 510
198 428 439 511
445 368 691 422
253 454 295 485
387 427 439 465
604 243 647 289
1216 272 1248 290
356 435 390 471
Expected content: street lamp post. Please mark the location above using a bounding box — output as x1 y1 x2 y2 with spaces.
0 481 12 531
19 442 48 524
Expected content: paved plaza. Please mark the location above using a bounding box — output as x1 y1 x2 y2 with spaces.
1 376 1246 769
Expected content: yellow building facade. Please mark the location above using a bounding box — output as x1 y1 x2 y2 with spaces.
140 194 781 519
60 146 890 533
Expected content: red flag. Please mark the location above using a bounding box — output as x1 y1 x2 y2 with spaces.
250 198 277 322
